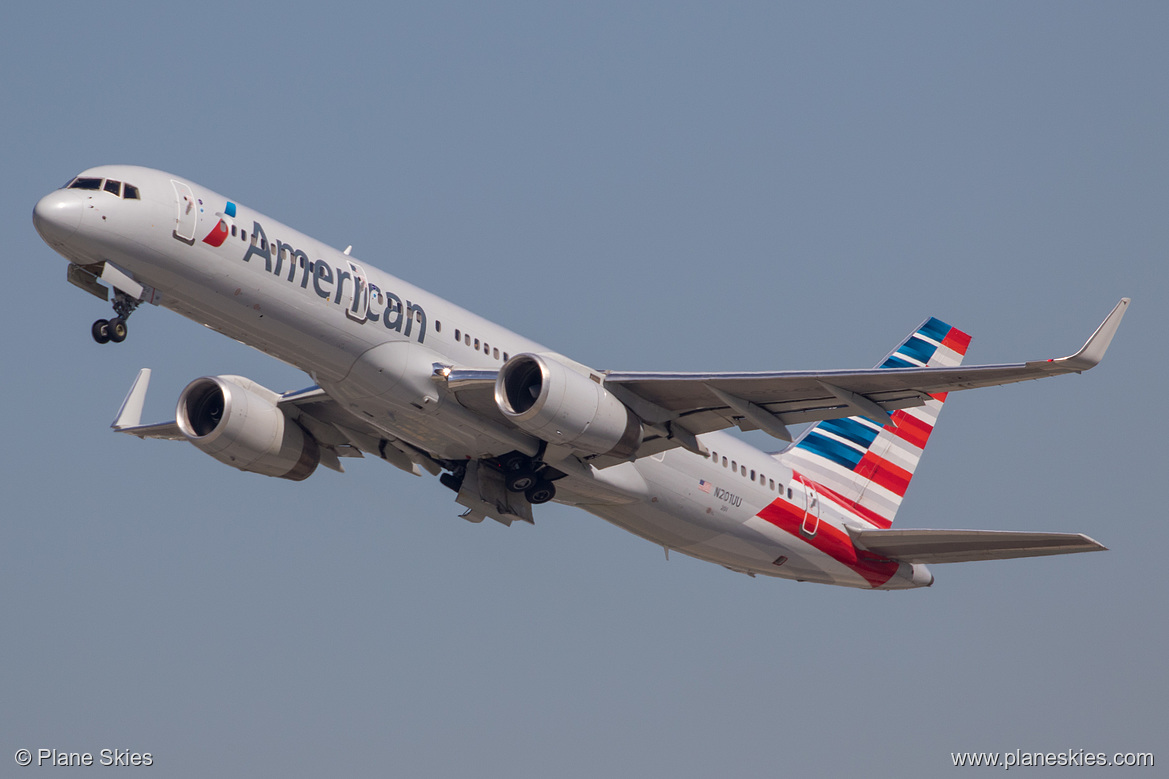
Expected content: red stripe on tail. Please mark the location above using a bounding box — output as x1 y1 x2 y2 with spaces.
855 451 912 497
942 328 971 355
889 411 934 449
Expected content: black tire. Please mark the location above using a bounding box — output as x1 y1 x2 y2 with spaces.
91 319 111 344
108 317 128 343
526 481 556 505
439 472 464 493
505 470 538 493
501 453 530 472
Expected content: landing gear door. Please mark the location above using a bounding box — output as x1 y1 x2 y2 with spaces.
171 180 197 244
344 261 369 323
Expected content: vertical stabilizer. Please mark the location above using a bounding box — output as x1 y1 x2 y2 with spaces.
778 317 970 528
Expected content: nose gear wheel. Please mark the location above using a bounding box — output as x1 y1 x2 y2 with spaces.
91 290 140 344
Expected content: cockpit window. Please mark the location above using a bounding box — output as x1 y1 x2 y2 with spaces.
65 177 141 199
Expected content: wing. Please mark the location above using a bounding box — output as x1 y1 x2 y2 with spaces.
446 298 1129 464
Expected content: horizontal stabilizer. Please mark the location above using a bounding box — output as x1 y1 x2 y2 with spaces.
848 527 1107 564
115 420 185 439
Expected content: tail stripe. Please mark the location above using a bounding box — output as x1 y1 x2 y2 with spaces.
889 409 934 449
818 417 881 449
875 432 928 473
942 329 972 354
796 431 866 470
917 317 952 343
882 354 923 369
897 334 940 364
856 451 912 497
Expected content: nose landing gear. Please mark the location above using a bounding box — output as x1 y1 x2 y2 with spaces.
92 291 139 345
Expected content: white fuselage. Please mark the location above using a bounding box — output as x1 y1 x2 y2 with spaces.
34 165 929 590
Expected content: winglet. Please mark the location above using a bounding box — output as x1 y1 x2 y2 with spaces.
112 368 152 429
1055 297 1130 371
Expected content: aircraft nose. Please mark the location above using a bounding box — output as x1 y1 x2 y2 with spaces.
32 189 84 247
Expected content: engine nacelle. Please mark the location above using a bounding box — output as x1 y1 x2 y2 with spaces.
175 376 319 481
495 353 641 458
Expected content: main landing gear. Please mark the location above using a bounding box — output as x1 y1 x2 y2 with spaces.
92 292 139 344
437 453 560 506
500 453 557 505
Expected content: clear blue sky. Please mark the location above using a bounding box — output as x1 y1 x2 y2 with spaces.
3 2 1165 776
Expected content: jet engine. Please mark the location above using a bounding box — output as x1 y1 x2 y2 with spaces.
495 353 641 458
176 376 319 480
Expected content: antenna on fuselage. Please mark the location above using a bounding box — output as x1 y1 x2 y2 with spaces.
343 245 352 255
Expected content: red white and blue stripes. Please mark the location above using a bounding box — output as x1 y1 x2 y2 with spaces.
778 317 971 530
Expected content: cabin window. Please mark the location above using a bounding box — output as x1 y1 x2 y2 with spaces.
454 328 461 341
123 183 140 200
750 469 756 480
503 353 509 361
741 465 747 476
493 348 500 359
465 334 471 346
230 224 237 237
769 479 775 490
731 461 737 472
483 342 489 353
722 457 728 467
435 321 442 333
787 487 792 499
474 338 480 350
103 179 121 196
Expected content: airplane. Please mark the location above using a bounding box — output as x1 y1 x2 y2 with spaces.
32 165 1129 590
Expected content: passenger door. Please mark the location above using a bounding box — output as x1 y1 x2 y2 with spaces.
171 180 198 244
800 477 820 537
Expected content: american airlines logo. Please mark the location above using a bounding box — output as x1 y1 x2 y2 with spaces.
232 218 427 343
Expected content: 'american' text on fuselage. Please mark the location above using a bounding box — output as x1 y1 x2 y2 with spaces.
240 220 427 343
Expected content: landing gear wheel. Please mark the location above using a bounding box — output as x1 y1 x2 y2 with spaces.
439 471 465 493
501 453 530 473
91 290 139 344
525 480 556 505
91 319 111 344
506 470 538 493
